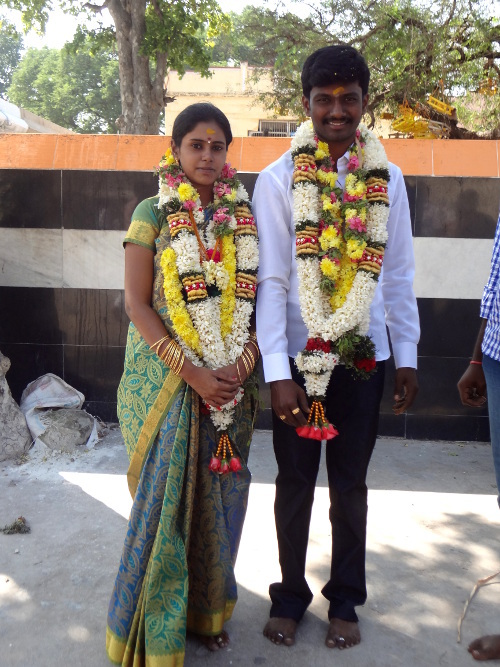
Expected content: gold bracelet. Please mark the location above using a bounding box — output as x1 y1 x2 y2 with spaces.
242 348 255 371
247 338 260 359
150 334 170 354
241 354 251 377
243 346 256 365
236 358 244 384
160 340 176 362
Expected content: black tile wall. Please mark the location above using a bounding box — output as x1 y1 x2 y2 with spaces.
62 289 129 346
409 356 488 417
417 297 482 358
63 345 125 403
406 414 490 442
414 176 500 239
404 176 417 234
0 170 62 229
62 171 157 231
1 287 64 344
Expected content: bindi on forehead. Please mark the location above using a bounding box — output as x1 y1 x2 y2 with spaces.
206 127 216 143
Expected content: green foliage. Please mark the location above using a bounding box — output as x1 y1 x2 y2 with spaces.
210 8 274 66
1 0 232 133
0 16 23 95
8 38 121 132
233 0 500 135
142 0 230 78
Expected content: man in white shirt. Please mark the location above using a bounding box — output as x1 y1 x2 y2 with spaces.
254 45 420 651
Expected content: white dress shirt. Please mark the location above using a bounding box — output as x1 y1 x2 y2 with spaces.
254 148 420 383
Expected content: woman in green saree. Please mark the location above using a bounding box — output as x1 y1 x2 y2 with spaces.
106 103 259 666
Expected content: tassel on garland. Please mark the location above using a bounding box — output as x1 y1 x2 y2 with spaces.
209 432 242 474
296 400 338 441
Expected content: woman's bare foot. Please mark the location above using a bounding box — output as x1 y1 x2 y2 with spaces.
325 618 360 649
198 630 230 652
263 617 298 646
468 635 500 661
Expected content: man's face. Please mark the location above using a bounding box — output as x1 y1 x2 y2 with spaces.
302 81 368 154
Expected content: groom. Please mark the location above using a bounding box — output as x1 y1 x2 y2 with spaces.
254 45 420 649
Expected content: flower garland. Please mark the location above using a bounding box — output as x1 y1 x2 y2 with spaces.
157 148 259 471
291 120 390 439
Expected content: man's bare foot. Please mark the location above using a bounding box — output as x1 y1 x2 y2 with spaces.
198 630 230 652
325 618 360 649
468 635 500 661
263 617 297 646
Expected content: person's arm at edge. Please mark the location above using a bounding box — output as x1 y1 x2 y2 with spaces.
254 166 308 426
457 319 487 407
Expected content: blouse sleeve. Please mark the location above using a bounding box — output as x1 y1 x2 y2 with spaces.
123 196 161 250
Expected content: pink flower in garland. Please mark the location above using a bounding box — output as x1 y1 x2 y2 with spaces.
209 456 221 472
183 199 196 210
213 207 231 224
214 182 232 198
347 153 359 171
348 216 367 233
221 163 237 179
165 173 183 187
229 457 242 472
343 192 363 203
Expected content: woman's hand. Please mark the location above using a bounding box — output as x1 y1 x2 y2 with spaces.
182 362 239 408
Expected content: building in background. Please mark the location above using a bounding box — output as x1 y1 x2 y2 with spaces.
164 62 298 137
0 98 73 134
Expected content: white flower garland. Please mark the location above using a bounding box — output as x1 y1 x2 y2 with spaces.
157 150 259 432
292 120 390 400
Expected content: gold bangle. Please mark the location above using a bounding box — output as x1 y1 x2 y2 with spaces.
241 354 251 377
160 340 176 362
236 359 244 384
242 348 255 371
244 347 256 365
150 334 170 354
247 338 260 359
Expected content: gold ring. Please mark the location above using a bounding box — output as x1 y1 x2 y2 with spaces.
279 414 286 421
291 407 300 415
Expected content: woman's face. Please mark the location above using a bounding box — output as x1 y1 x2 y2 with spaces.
171 121 228 192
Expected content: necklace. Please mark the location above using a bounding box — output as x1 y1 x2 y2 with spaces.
291 120 390 439
157 148 259 467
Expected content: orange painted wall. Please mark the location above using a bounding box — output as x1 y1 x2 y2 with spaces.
1 133 499 177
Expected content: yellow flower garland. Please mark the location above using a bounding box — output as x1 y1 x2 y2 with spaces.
220 235 236 340
160 248 203 355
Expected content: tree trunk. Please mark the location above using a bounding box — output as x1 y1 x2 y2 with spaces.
107 0 166 134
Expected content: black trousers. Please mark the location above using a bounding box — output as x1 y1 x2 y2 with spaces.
269 359 386 623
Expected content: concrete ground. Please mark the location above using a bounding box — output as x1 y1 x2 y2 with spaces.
1 428 500 667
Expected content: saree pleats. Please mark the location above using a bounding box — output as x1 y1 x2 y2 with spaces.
107 324 255 666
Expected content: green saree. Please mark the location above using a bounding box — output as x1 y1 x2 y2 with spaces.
106 198 256 666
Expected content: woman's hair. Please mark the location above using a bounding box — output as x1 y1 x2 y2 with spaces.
301 45 370 99
171 103 233 147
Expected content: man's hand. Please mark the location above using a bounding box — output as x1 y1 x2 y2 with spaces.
271 379 309 427
393 367 419 415
457 365 487 407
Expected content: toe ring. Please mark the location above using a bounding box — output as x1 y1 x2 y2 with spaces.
277 632 284 640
